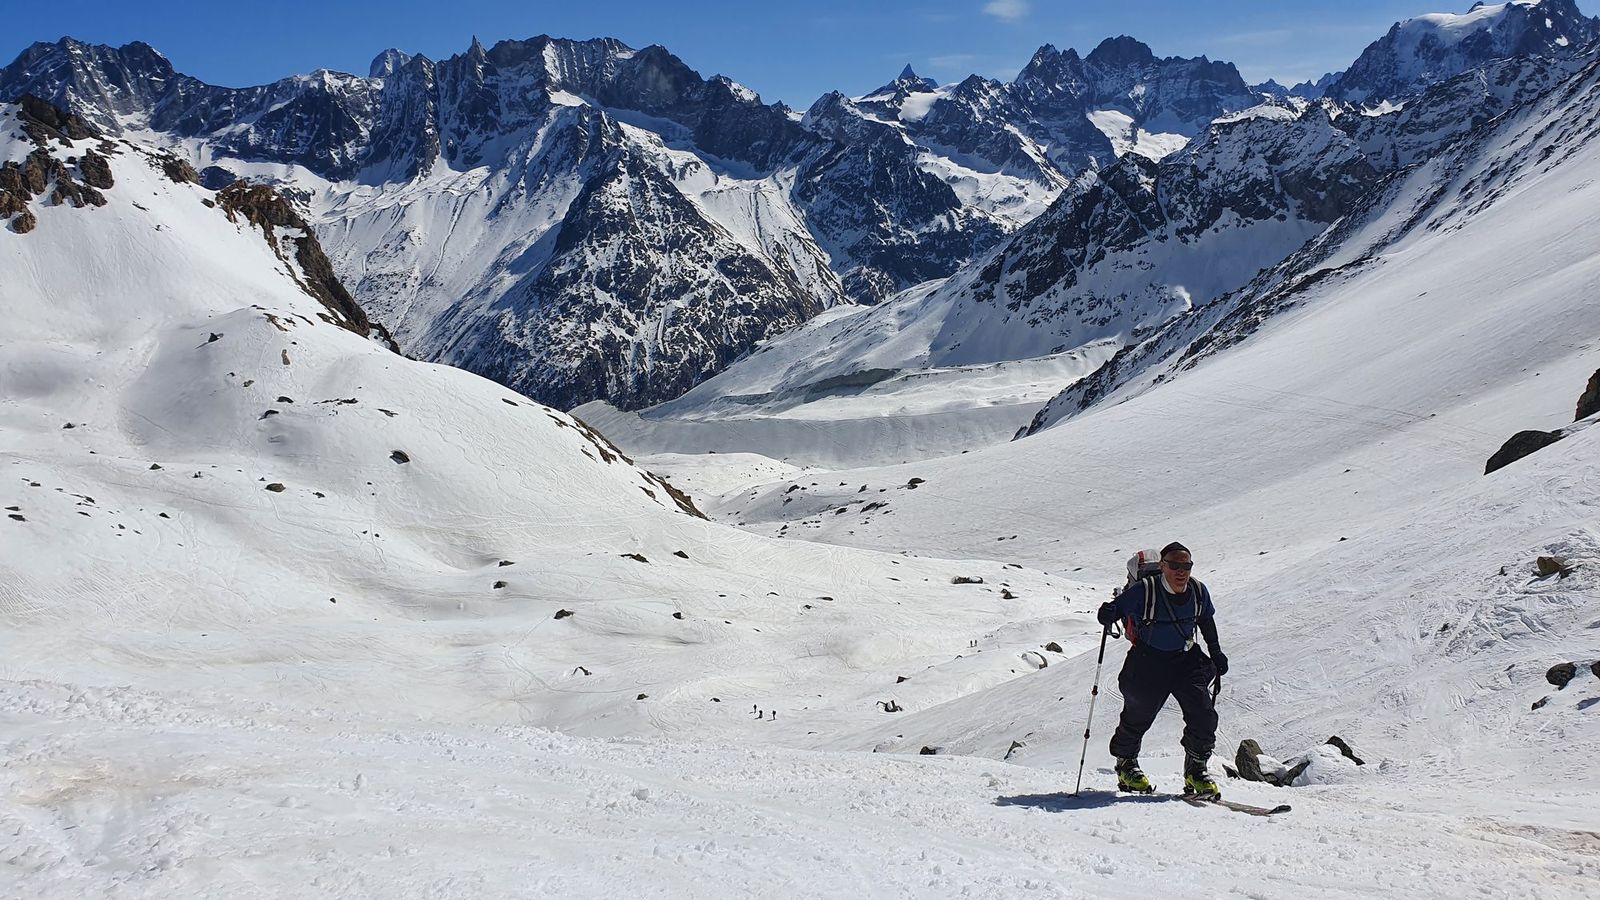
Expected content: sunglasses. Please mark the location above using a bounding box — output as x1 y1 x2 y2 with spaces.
1162 560 1194 572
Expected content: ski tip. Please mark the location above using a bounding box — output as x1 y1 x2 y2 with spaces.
1269 804 1292 814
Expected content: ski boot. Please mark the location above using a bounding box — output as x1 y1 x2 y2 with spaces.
1182 754 1221 800
1115 757 1155 794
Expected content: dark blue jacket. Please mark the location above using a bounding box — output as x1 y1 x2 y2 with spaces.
1110 578 1217 653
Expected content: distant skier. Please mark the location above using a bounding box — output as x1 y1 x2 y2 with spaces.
1096 542 1228 798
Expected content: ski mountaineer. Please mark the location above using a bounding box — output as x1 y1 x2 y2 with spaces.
1096 542 1228 799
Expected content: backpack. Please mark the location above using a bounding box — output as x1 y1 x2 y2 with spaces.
1114 549 1202 647
1121 549 1163 589
1109 549 1161 643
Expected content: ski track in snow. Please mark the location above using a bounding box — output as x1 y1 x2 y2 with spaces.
3 681 1597 900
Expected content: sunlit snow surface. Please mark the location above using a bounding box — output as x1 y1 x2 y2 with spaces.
4 53 1600 899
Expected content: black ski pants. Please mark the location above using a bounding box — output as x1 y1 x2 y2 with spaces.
1108 644 1218 761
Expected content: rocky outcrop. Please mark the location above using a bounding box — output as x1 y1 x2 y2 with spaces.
1577 369 1600 420
216 182 372 337
1485 430 1564 474
77 147 113 188
154 152 199 184
1 98 111 233
15 93 99 144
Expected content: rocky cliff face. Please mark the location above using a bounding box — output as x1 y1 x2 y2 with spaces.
423 109 826 410
1024 44 1600 435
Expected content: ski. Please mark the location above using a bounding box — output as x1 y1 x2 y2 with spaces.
1181 795 1291 816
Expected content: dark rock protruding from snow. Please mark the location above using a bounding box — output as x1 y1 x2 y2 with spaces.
1547 662 1578 688
1535 556 1572 578
1325 735 1365 766
1235 739 1268 782
1576 369 1600 421
1485 430 1563 474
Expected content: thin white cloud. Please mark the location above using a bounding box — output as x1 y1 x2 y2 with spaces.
929 53 978 71
982 0 1030 23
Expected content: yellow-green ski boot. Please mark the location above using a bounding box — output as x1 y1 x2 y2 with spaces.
1115 757 1155 794
1183 755 1221 800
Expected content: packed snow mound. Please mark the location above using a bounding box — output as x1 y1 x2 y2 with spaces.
0 106 1094 745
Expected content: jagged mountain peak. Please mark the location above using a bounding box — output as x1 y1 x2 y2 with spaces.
1329 0 1600 104
369 48 412 78
1086 35 1158 68
863 64 938 99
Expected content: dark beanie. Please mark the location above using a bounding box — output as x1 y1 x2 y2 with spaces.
1160 541 1190 557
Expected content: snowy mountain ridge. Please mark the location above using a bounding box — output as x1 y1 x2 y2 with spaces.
0 32 1271 412
1328 0 1600 104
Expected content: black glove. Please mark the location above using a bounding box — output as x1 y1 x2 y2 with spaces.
1209 650 1229 677
1096 602 1119 627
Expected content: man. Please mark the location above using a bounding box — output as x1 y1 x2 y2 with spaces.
1096 542 1228 798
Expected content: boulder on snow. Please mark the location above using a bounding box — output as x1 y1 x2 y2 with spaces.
952 575 984 585
1577 369 1600 421
1485 430 1563 474
1235 739 1267 782
1547 662 1578 689
1592 661 1600 680
1535 556 1573 578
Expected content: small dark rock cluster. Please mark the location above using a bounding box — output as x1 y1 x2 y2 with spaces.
1532 660 1598 710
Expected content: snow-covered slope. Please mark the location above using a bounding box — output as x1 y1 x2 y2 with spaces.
713 44 1600 581
0 101 1097 751
4 71 1600 897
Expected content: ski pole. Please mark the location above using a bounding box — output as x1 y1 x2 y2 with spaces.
1073 625 1112 796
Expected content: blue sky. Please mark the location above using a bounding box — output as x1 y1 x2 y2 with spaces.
0 1 1563 106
